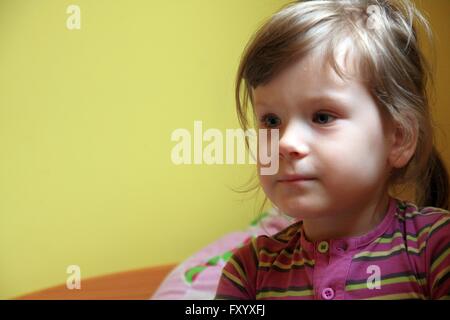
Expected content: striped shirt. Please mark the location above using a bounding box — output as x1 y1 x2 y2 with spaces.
215 197 450 300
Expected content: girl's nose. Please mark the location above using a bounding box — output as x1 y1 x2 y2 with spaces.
279 123 310 160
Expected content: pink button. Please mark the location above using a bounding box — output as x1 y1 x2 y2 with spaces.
321 288 335 300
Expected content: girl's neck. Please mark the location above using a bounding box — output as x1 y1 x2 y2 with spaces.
301 192 391 242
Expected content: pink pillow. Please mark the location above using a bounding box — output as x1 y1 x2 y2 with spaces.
151 208 293 300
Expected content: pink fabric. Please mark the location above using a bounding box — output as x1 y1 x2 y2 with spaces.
151 208 293 300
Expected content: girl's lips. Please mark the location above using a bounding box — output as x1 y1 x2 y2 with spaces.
278 178 316 184
278 177 316 187
277 174 315 182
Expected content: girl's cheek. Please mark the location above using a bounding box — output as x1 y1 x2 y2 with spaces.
256 138 271 160
258 175 273 193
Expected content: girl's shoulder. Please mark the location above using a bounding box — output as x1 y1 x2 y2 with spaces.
394 198 450 226
251 220 302 255
393 199 450 253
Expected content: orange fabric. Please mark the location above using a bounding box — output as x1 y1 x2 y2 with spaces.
15 264 176 300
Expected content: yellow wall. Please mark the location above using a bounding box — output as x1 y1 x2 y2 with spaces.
0 0 288 299
0 0 448 300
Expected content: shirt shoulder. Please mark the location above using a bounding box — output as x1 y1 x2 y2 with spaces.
395 200 450 299
214 221 302 300
394 199 450 234
253 220 303 254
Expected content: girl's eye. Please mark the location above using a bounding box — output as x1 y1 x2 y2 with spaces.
313 112 336 125
260 113 281 128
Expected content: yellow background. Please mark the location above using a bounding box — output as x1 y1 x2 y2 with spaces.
0 0 448 299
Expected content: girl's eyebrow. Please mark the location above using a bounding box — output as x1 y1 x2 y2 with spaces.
255 93 349 110
301 91 350 106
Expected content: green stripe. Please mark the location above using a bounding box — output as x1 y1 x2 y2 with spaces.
273 223 301 243
356 217 450 261
229 257 247 283
354 244 405 259
223 269 245 289
184 266 207 284
259 257 315 269
432 265 450 290
396 207 449 220
346 274 427 291
376 224 432 244
260 247 299 259
354 242 427 261
429 217 450 239
363 292 425 300
250 237 260 265
431 246 450 274
259 248 281 258
256 287 313 299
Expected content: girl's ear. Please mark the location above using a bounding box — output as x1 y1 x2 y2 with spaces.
387 118 418 169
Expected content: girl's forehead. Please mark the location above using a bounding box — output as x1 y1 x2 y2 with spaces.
256 38 363 94
254 57 358 100
304 38 361 82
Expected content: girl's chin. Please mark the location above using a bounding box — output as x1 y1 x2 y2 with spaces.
276 198 327 218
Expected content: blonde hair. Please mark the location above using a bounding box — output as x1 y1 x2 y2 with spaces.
235 0 449 211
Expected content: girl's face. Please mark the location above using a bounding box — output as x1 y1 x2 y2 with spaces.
253 52 395 220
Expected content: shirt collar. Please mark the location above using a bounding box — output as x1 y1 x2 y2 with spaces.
298 196 400 253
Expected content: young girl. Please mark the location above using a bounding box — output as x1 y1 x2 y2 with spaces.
215 0 450 300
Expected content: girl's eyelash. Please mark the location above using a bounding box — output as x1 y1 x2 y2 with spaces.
259 113 281 127
259 112 337 127
313 112 337 124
